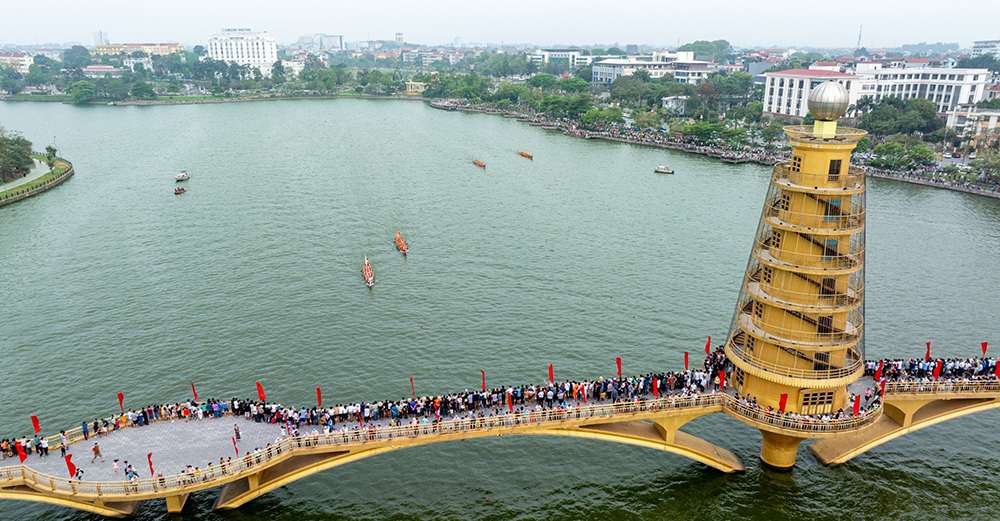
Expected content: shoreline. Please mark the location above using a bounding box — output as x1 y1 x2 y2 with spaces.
0 155 75 207
429 100 1000 202
1 93 430 106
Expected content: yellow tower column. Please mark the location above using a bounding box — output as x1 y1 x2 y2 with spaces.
723 81 868 469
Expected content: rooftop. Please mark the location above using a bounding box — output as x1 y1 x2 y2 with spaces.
768 69 857 78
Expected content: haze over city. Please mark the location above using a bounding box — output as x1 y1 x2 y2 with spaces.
2 0 997 48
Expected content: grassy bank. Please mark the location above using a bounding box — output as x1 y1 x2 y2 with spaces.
0 157 69 199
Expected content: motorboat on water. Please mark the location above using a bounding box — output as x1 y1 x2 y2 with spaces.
395 231 408 254
519 150 533 159
174 187 186 194
654 165 674 174
362 257 374 287
175 171 189 181
473 159 486 169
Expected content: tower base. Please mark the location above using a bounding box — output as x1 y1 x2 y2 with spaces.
758 430 806 471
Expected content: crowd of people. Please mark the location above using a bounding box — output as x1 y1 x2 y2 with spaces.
866 357 1000 382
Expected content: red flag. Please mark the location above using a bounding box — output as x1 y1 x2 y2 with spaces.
933 360 943 381
507 391 513 412
410 377 415 397
983 342 989 356
317 386 322 408
191 382 198 401
995 361 1000 379
358 411 363 428
232 436 238 457
684 351 689 370
30 415 40 434
925 341 931 362
880 379 886 397
434 402 439 420
256 381 266 401
779 393 788 413
874 361 883 382
16 441 27 463
548 364 554 385
581 385 587 404
117 392 124 413
652 378 659 398
853 395 860 415
616 357 621 378
705 336 712 355
147 452 154 477
65 454 76 477
718 370 725 392
481 370 486 391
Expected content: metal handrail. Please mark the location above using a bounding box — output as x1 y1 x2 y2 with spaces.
762 204 865 231
725 397 880 432
727 336 864 381
884 380 1000 395
754 237 865 271
735 302 865 347
745 280 863 311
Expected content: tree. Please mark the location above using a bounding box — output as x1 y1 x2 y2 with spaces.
526 73 558 89
696 82 719 110
761 117 785 143
632 69 651 83
606 47 625 55
192 45 207 56
631 111 662 129
872 142 907 168
906 142 936 164
68 80 95 105
0 127 34 182
63 45 92 69
24 64 53 86
130 81 155 98
745 101 764 125
44 145 57 168
971 149 1000 176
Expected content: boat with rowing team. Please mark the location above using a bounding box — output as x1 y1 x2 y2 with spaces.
519 150 533 159
473 158 486 169
395 231 408 254
654 164 674 174
362 257 374 287
174 187 186 195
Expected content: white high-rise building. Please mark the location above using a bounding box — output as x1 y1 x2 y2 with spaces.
207 28 278 73
93 30 109 46
395 33 404 46
316 34 344 51
971 40 1000 58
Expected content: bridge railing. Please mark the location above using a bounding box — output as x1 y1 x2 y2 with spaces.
884 379 1000 395
0 394 728 499
725 398 881 433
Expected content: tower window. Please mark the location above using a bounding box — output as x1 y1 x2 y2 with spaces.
780 193 791 212
822 239 838 261
753 300 763 320
762 267 773 286
801 390 834 414
791 156 802 172
772 231 783 249
824 200 842 221
820 277 836 297
746 335 756 354
817 315 833 334
828 159 842 182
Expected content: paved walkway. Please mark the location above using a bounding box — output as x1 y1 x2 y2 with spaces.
6 417 279 481
1 159 51 192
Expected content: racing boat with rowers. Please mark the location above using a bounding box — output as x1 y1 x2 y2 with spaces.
395 231 408 254
519 150 533 159
473 158 486 169
362 257 374 287
174 187 186 194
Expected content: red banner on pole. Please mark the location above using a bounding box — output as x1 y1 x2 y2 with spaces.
616 357 621 378
933 360 943 381
30 415 40 434
880 379 886 397
925 341 931 362
718 370 725 392
705 336 712 355
191 383 198 401
652 378 659 398
983 342 989 356
147 452 154 477
995 361 1000 379
410 377 415 397
778 393 788 414
358 411 363 428
16 441 27 463
684 351 689 371
581 385 587 404
481 370 486 391
117 392 124 413
507 391 513 412
65 454 76 477
232 436 238 457
256 381 266 401
549 364 554 385
853 395 860 415
317 387 322 408
874 361 883 382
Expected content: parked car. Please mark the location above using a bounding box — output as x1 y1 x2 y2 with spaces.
953 153 961 158
969 153 977 159
942 152 952 158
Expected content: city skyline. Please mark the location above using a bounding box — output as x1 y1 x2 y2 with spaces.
1 0 996 50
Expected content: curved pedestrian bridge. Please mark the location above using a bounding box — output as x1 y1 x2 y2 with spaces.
1 380 997 517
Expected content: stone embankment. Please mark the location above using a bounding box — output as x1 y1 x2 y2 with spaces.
0 155 75 207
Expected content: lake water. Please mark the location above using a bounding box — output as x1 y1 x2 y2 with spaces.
1 99 998 520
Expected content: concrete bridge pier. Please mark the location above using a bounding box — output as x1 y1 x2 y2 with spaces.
164 492 190 514
758 430 806 471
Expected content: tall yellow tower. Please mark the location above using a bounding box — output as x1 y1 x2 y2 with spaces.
724 81 868 469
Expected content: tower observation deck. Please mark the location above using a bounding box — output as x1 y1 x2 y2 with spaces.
724 81 869 468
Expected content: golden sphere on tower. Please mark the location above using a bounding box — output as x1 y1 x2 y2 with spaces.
807 81 850 121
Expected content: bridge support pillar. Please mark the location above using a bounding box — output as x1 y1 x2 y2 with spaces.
164 493 190 514
759 430 805 471
883 400 928 428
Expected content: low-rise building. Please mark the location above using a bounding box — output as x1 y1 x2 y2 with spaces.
971 40 1000 58
662 95 688 114
93 43 183 56
0 53 32 74
80 64 125 78
280 59 305 76
123 56 153 72
592 56 711 85
405 81 426 95
527 48 586 68
946 106 1000 147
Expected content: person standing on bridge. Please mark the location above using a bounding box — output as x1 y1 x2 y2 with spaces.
91 442 104 463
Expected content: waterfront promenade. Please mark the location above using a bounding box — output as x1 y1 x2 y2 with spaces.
2 360 998 517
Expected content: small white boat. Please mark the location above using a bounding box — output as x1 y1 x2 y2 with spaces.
175 171 190 181
654 165 674 174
